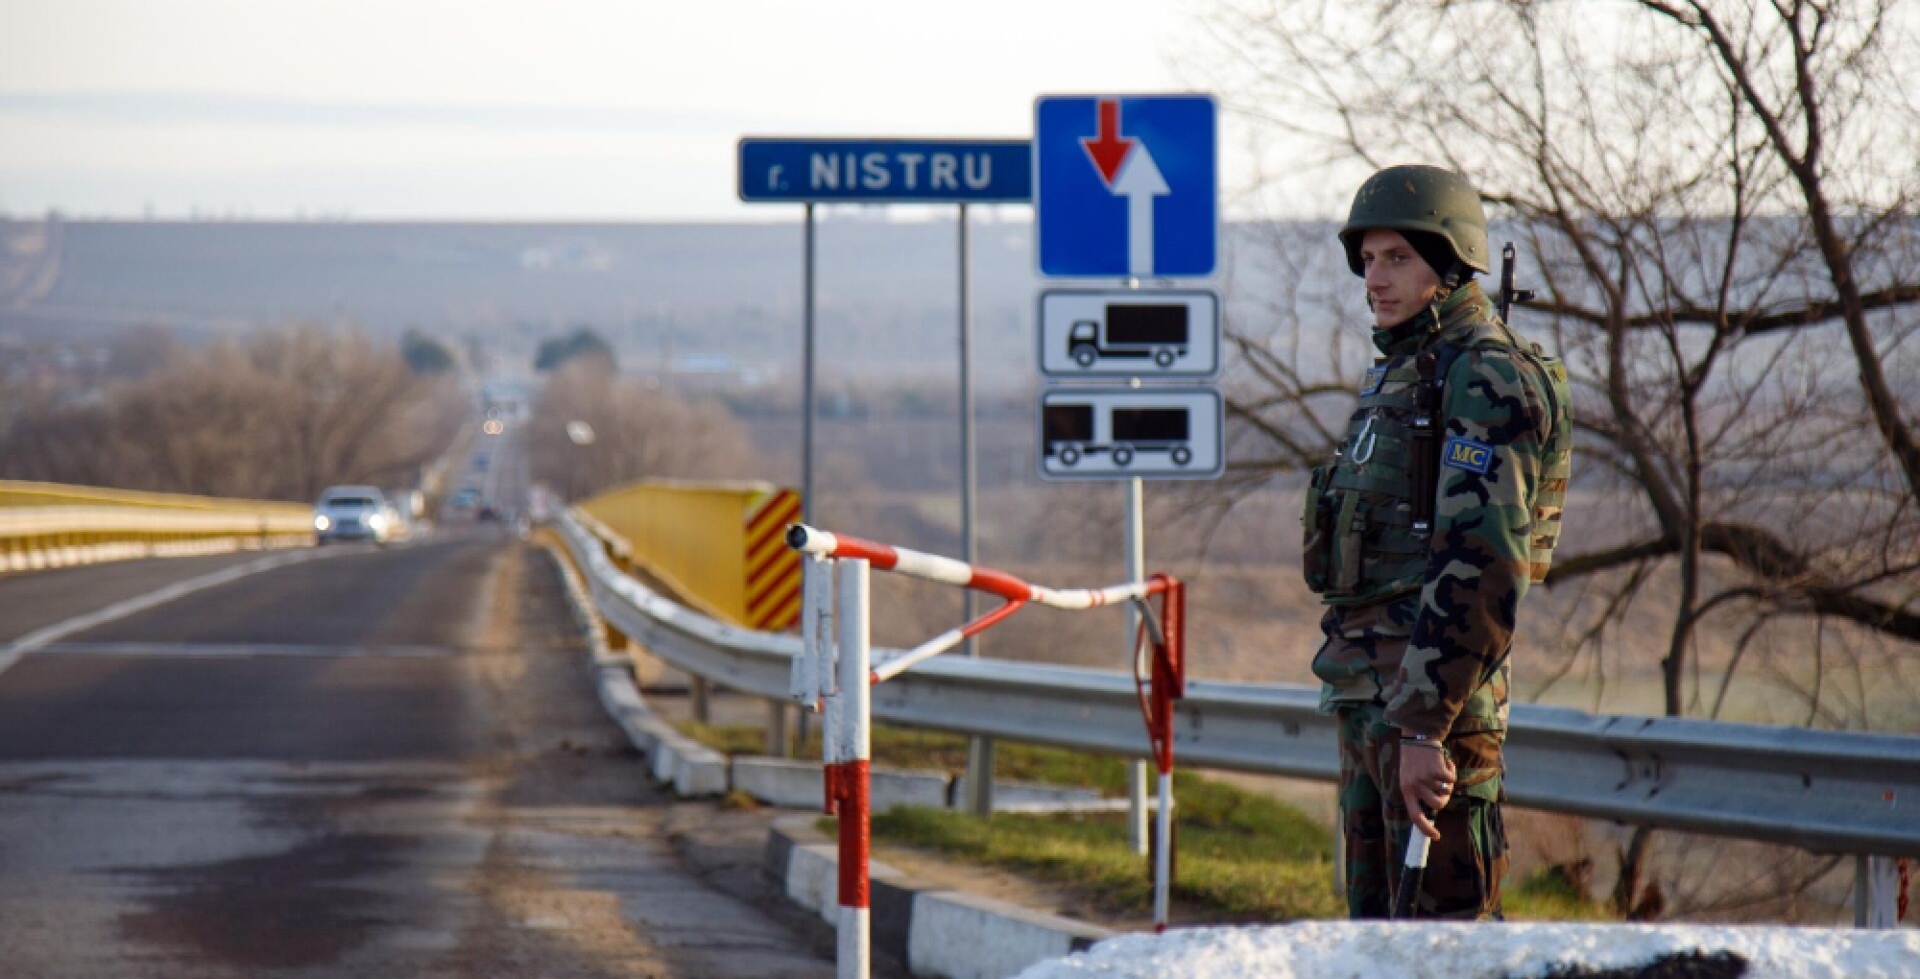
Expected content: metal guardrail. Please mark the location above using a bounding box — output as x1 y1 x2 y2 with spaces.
0 482 313 571
555 510 1920 860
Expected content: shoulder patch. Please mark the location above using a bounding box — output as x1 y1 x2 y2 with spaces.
1442 436 1494 474
1360 366 1388 396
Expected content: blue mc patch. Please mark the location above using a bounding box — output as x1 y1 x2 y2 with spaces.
1360 366 1388 396
1442 436 1494 475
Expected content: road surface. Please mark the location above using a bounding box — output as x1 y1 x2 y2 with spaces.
0 424 843 978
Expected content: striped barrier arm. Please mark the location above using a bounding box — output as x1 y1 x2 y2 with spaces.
788 523 1189 965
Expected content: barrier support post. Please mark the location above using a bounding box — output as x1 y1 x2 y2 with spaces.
1142 576 1185 932
1856 854 1900 928
767 700 791 757
691 676 710 724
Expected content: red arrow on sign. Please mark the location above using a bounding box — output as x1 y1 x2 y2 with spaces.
1081 99 1134 187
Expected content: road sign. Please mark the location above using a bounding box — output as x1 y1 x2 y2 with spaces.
738 138 1031 203
1034 95 1216 278
1038 289 1219 379
1038 388 1223 481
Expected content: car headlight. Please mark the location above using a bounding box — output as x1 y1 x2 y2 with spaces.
314 514 332 531
367 513 387 530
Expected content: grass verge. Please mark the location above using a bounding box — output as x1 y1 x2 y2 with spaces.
679 721 1612 923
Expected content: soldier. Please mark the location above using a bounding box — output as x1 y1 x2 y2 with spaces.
1302 165 1573 919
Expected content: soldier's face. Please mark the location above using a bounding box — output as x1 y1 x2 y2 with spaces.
1359 230 1442 329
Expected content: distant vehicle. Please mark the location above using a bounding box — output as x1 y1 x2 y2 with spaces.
1068 304 1189 369
449 487 482 513
313 486 396 544
473 455 490 472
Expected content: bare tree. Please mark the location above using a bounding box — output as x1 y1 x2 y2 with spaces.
527 362 760 499
1192 0 1920 916
0 324 463 501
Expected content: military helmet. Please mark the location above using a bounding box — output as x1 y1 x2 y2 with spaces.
1339 165 1489 277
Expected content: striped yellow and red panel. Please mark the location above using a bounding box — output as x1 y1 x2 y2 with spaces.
744 489 803 631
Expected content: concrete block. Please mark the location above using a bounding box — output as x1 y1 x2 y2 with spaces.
651 738 680 784
733 756 950 812
871 767 952 811
734 756 828 809
908 890 1113 979
594 665 664 754
771 815 914 929
670 739 729 797
784 840 840 924
950 777 1114 813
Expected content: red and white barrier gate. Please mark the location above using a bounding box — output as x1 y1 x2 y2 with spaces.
787 524 1186 979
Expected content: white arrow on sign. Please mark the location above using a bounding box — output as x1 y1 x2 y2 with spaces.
1112 145 1170 277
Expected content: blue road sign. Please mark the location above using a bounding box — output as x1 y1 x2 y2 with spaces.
739 139 1031 203
1034 95 1216 278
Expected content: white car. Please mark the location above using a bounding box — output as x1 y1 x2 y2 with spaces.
313 486 396 544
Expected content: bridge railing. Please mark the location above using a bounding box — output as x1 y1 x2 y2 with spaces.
0 480 313 571
552 507 1918 924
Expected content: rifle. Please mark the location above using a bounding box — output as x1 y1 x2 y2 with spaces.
1496 242 1537 323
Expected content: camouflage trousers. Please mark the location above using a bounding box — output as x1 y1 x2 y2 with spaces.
1336 705 1508 919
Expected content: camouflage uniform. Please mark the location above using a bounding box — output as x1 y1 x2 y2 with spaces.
1305 279 1572 919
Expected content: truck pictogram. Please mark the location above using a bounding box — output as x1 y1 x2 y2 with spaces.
1043 402 1194 468
1068 303 1189 369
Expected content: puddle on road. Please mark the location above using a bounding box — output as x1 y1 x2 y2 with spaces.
119 830 410 970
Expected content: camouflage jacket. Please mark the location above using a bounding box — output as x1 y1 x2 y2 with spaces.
1309 282 1572 739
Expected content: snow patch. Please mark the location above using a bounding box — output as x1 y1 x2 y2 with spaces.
1013 922 1920 979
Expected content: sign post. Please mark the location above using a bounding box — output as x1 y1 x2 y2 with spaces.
958 202 995 816
1033 94 1218 860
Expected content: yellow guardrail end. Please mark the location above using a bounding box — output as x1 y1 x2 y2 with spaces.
578 481 802 632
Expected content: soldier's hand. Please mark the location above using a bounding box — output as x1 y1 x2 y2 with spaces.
1399 740 1456 841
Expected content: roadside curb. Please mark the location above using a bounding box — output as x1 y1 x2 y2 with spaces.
593 662 729 797
766 815 1113 979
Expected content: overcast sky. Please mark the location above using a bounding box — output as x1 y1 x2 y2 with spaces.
0 1 1210 221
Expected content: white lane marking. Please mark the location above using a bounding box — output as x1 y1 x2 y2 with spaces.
0 545 371 679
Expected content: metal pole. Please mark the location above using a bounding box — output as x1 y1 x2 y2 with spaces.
1126 476 1150 855
803 201 817 523
1154 769 1174 930
784 200 819 765
959 203 995 818
835 557 873 979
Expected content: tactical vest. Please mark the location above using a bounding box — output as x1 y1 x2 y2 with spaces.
1302 325 1572 606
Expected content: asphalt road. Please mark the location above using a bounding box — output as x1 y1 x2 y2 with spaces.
0 427 840 978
